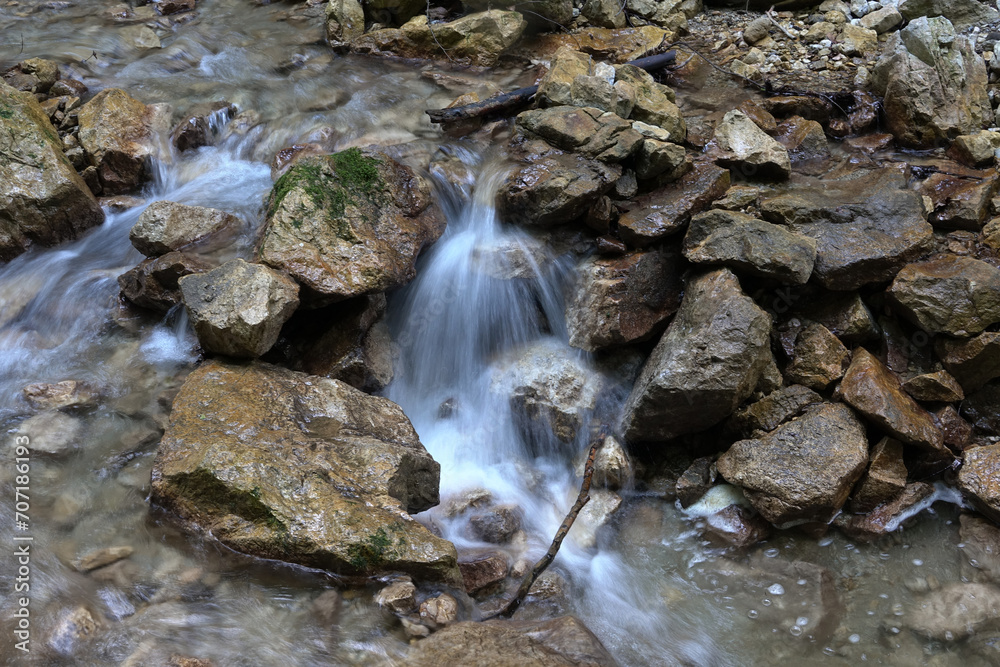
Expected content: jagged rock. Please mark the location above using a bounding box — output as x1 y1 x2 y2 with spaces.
785 323 849 390
419 593 458 628
839 481 934 541
179 259 299 358
921 171 998 231
935 404 973 450
170 102 235 152
130 201 238 257
583 0 627 28
0 80 104 261
706 110 791 180
905 583 1000 641
22 380 96 411
675 457 715 508
469 504 522 544
898 0 999 30
718 403 868 525
621 268 774 443
458 551 508 596
870 17 990 149
534 50 635 116
936 333 1000 393
260 149 445 306
952 131 1000 167
516 107 642 162
77 88 156 195
350 11 527 68
633 138 686 181
901 370 965 402
403 617 616 666
859 6 902 33
574 489 623 548
682 209 816 284
837 24 878 57
887 255 1000 337
774 116 829 159
564 246 682 352
838 348 944 452
797 292 879 342
536 47 592 107
850 437 908 513
118 251 213 312
150 361 460 582
614 64 685 141
325 0 365 47
960 443 1000 523
376 580 417 614
729 385 824 436
617 161 729 247
592 435 632 490
525 26 674 63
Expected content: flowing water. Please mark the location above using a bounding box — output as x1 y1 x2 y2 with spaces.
0 1 995 665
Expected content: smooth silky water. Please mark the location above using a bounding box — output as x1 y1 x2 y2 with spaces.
0 1 990 665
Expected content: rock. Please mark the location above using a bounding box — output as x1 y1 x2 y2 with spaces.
419 593 458 627
376 580 417 614
312 589 342 626
937 333 1000 395
592 435 633 490
898 0 999 30
952 131 1000 167
614 64 685 141
564 246 682 352
935 404 973 450
150 361 460 582
871 17 990 149
839 481 935 541
0 81 104 261
22 380 96 411
77 88 155 195
797 292 879 342
718 403 868 526
675 457 715 508
458 551 508 596
526 26 673 63
773 116 829 160
404 616 616 666
959 514 1000 584
743 16 771 44
706 110 790 180
850 437 908 513
760 170 933 290
156 0 196 15
170 101 235 152
729 385 824 435
682 209 816 284
582 0 626 28
959 443 1000 523
121 25 161 50
837 24 878 57
260 149 444 305
72 546 134 572
621 268 774 443
838 348 944 452
497 147 620 227
985 218 1000 250
634 138 686 181
859 6 901 33
363 0 425 25
516 107 642 162
325 0 365 47
962 382 1000 435
179 259 299 358
118 251 213 312
351 11 527 68
17 411 82 455
617 161 729 247
921 171 998 231
130 201 238 257
469 504 522 544
575 489 623 548
14 58 59 93
901 370 965 402
785 323 849 390
48 606 101 655
536 48 592 107
887 255 1000 337
492 340 601 446
905 583 1000 641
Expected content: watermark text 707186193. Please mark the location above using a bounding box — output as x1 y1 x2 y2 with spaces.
12 435 31 653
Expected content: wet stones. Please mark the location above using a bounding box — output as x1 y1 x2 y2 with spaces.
729 384 824 436
959 443 1000 523
706 110 791 180
458 552 509 596
850 437 908 513
77 88 157 195
621 268 774 443
130 201 238 257
118 251 213 312
179 259 299 358
468 504 522 544
325 0 365 48
170 101 235 152
887 255 1000 337
904 583 1000 641
839 481 935 542
936 333 1000 393
901 370 965 402
516 107 642 163
785 324 850 390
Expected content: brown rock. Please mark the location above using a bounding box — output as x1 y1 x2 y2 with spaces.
959 443 1000 523
901 370 965 402
419 593 459 627
118 251 214 313
850 437 908 513
839 481 934 542
675 457 715 508
934 404 973 450
785 323 849 390
921 170 999 231
170 101 235 152
71 546 134 572
904 583 1000 641
459 552 509 596
130 200 239 257
728 385 824 435
736 99 777 133
469 504 522 544
22 380 96 411
522 25 674 63
77 88 155 195
937 333 1000 393
959 513 1000 585
375 580 417 614
702 504 771 548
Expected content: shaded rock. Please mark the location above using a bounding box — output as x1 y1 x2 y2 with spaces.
575 489 623 548
260 149 445 305
937 333 1000 393
729 385 824 435
898 0 999 30
761 96 834 124
870 17 990 149
325 0 365 48
564 246 682 352
962 383 1000 435
0 80 104 261
675 457 715 508
363 0 425 25
797 292 879 342
516 107 642 163
583 0 627 28
17 411 82 455
170 101 235 152
952 131 1000 167
404 616 616 666
887 255 1000 337
419 593 458 628
706 110 790 180
469 504 522 544
536 47 593 108
902 370 965 402
72 546 133 573
22 380 96 411
839 481 935 541
682 209 816 284
592 435 633 490
179 259 299 358
351 11 527 68
742 16 771 44
718 403 868 525
130 201 238 257
77 88 155 195
934 404 973 450
785 323 849 390
156 0 196 15
118 251 213 312
838 348 944 451
621 268 774 443
959 514 1000 584
617 161 730 247
921 170 998 231
959 443 1000 523
376 580 417 614
773 116 829 160
905 583 1000 641
150 361 460 582
634 138 686 181
713 185 759 211
701 503 771 548
525 26 674 63
459 551 508 596
851 437 908 513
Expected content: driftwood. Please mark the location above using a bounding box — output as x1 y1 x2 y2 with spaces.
426 50 677 124
488 431 605 620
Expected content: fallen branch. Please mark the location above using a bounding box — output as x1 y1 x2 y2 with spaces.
488 432 604 620
426 50 677 124
766 6 796 40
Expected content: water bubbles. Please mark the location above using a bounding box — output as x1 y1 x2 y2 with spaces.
823 647 836 656
796 617 809 627
879 552 891 560
797 579 807 586
970 558 980 568
748 609 759 619
762 598 772 607
818 537 833 547
789 625 803 637
765 547 780 558
848 634 861 644
767 584 785 596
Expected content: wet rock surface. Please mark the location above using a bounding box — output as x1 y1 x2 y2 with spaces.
959 443 1000 523
706 110 791 180
904 583 1000 641
77 88 156 195
130 201 239 257
850 437 908 513
888 255 1000 337
119 251 214 313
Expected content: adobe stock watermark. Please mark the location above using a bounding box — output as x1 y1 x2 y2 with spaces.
11 434 31 654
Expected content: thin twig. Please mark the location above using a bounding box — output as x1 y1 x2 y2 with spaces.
426 0 454 64
766 6 795 40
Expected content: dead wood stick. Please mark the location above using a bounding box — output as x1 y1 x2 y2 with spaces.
426 50 677 124
488 434 603 620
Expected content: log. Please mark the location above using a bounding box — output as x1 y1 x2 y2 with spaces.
426 50 677 125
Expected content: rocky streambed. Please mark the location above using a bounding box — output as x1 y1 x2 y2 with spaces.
5 0 1000 665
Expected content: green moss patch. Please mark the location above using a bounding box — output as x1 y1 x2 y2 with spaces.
345 523 408 572
171 468 287 533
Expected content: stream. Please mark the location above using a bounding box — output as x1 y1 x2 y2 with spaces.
0 1 993 665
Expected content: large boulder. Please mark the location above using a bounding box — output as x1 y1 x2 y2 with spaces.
150 361 461 583
621 268 774 443
887 255 1000 337
350 11 528 68
717 403 869 526
870 16 990 149
77 88 157 194
130 200 238 257
959 443 1000 523
0 80 104 261
259 149 445 306
564 246 683 351
706 110 791 180
898 0 999 30
179 259 300 358
325 0 365 48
